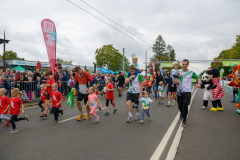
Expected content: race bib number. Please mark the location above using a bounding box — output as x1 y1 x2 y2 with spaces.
129 86 136 92
159 91 162 94
89 101 96 107
143 105 149 110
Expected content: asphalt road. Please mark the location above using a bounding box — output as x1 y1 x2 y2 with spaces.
0 87 239 160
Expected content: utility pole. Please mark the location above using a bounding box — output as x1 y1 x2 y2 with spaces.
123 48 125 75
145 49 147 77
3 30 6 71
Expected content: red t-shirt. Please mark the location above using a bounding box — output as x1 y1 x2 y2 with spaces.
152 75 156 80
37 62 41 70
146 80 152 87
41 90 47 102
46 78 55 94
106 83 114 100
50 91 63 108
0 96 9 114
8 97 23 115
95 90 99 95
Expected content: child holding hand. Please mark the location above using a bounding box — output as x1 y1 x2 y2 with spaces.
139 91 155 124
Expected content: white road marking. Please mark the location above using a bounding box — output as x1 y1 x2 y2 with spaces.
150 87 196 160
58 107 107 123
166 88 198 160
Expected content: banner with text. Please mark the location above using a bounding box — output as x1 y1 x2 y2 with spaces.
41 19 56 77
222 61 240 66
152 62 155 72
162 63 172 67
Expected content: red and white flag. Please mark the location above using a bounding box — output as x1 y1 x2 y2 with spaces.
41 19 56 77
152 62 155 72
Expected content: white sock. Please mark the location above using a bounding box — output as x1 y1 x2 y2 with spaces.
168 101 170 104
128 112 132 117
136 112 139 116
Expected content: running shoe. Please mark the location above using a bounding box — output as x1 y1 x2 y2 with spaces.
139 120 144 124
126 116 133 123
210 107 218 111
148 116 151 121
202 106 207 109
84 114 91 120
3 120 11 127
113 109 118 113
172 101 175 105
179 114 183 120
182 121 186 128
217 107 224 111
40 114 48 119
77 115 84 121
10 129 18 134
135 115 140 121
104 112 109 116
60 110 63 115
41 107 45 112
94 116 99 123
53 120 58 125
236 109 240 113
166 103 171 107
25 115 30 121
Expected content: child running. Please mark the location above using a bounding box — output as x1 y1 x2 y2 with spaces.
47 83 63 124
4 88 29 133
38 84 47 112
139 91 155 124
102 78 118 116
158 81 165 104
93 84 102 111
0 88 11 127
84 87 103 123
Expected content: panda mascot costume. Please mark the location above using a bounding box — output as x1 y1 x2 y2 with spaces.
201 72 214 109
207 68 224 111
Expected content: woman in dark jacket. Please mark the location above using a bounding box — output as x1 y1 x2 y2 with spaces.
98 76 106 97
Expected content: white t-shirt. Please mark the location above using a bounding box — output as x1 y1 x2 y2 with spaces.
178 69 198 92
140 97 153 110
128 74 143 93
130 62 139 69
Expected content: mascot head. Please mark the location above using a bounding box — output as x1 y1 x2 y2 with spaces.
206 68 219 79
202 73 212 82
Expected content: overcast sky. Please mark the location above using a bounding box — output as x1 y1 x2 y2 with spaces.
0 0 239 74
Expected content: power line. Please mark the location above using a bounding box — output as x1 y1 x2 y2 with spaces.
79 0 152 48
67 0 151 48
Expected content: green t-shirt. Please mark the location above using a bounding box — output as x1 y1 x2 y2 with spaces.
179 69 198 92
128 74 143 93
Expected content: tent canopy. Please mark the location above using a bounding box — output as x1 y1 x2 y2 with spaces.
11 65 26 72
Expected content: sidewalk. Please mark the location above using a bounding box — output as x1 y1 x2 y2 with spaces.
175 88 240 160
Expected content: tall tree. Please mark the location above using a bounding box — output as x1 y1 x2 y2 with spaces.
152 35 167 57
56 58 73 65
1 50 24 60
167 45 176 61
95 44 123 71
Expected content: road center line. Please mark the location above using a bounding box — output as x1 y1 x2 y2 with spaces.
165 88 198 160
150 87 196 160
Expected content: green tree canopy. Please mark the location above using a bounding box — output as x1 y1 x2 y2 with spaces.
95 44 127 72
56 58 73 65
1 50 24 60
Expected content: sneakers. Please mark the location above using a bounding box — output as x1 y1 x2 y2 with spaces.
60 110 63 115
166 103 171 107
182 121 186 128
236 109 240 113
202 106 207 109
53 120 58 125
40 114 48 119
104 111 109 116
126 116 133 123
217 107 224 111
25 115 30 121
179 114 183 120
10 129 18 134
41 107 45 112
113 109 118 113
84 114 91 120
172 101 175 105
159 101 163 105
94 116 99 123
4 120 11 127
210 107 218 111
139 120 144 124
76 114 84 121
148 116 151 121
135 115 140 121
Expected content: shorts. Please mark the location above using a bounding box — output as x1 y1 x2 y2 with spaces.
158 92 165 97
118 84 124 88
77 93 88 104
46 93 50 100
168 85 176 92
126 92 140 105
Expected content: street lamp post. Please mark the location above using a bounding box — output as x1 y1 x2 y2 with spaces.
0 31 10 71
145 48 151 77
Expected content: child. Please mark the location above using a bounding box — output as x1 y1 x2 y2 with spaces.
84 87 103 123
58 79 62 93
128 56 140 78
158 81 165 104
4 88 29 133
68 76 74 93
101 78 118 116
28 77 33 102
0 88 11 127
146 77 152 95
93 84 102 111
171 61 182 96
36 77 41 98
139 91 155 124
38 84 47 112
47 83 63 124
